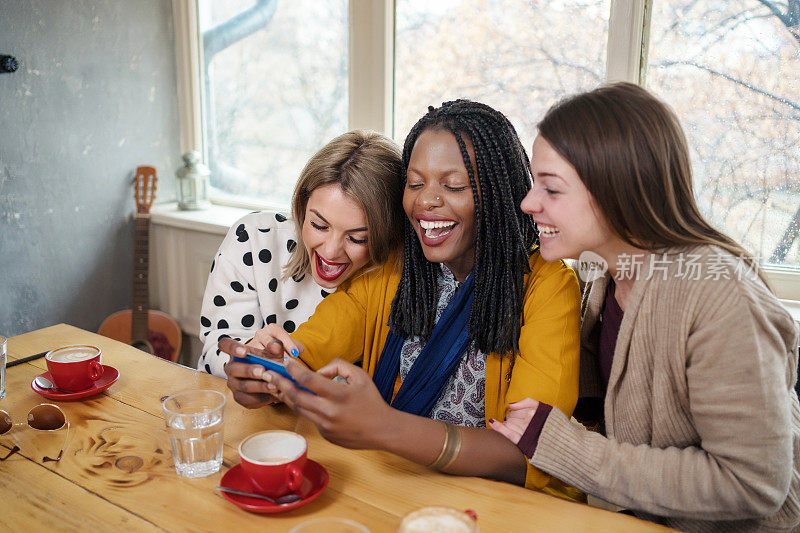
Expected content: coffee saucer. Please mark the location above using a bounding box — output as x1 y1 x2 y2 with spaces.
31 365 120 401
219 460 329 514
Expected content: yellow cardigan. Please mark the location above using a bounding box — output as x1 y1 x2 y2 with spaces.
293 249 582 499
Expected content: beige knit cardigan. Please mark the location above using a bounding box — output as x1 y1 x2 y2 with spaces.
532 245 800 532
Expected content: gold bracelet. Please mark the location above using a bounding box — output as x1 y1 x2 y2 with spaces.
429 422 462 471
439 423 462 470
428 421 450 468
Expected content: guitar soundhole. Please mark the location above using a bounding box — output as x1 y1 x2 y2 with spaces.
131 340 152 353
148 331 176 362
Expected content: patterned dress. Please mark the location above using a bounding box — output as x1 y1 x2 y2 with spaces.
398 264 487 427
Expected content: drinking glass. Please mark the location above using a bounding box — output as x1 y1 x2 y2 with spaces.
0 335 6 400
162 389 226 478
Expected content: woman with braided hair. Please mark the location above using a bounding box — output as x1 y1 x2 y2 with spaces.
221 100 582 498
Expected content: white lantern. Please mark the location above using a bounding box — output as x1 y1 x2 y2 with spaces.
176 151 211 210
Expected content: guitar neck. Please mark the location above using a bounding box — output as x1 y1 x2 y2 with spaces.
132 215 150 342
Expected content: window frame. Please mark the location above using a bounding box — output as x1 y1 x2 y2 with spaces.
172 0 799 301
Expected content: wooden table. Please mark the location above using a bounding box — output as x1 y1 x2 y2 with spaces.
0 324 669 532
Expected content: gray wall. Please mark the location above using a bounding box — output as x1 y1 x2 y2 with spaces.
0 0 180 337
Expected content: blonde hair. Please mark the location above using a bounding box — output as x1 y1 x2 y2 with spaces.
282 130 404 281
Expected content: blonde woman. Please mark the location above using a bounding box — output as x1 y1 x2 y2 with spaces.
199 131 404 383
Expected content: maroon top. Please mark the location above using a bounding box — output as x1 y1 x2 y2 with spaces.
516 403 553 456
598 280 624 389
516 280 624 458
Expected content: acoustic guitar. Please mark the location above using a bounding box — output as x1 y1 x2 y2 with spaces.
98 166 182 362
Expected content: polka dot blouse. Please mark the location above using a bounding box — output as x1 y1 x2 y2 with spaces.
197 211 332 377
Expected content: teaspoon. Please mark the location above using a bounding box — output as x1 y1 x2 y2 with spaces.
215 486 303 504
34 376 57 390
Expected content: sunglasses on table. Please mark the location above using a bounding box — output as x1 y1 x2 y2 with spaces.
0 403 70 462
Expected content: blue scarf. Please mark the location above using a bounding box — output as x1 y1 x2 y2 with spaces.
372 272 475 417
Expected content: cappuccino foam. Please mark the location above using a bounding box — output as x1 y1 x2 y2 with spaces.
241 431 305 464
398 508 478 533
47 346 99 363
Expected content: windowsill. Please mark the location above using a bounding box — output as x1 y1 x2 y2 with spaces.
149 202 254 235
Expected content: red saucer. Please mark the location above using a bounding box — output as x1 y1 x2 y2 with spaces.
30 365 120 401
219 460 329 514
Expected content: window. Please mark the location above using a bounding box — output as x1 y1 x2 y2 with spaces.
174 0 799 299
646 0 800 270
395 0 611 150
197 0 348 206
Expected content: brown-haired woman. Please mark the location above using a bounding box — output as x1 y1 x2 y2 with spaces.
199 130 404 379
490 82 800 531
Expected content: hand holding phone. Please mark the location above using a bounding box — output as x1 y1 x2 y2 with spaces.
233 353 315 395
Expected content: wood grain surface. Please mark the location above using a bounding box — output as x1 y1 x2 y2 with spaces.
0 324 671 532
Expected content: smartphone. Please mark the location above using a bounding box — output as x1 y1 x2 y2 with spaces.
232 353 315 394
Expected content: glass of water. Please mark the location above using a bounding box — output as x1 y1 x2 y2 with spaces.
162 389 226 478
0 335 6 400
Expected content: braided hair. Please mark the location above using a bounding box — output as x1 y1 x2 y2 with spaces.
388 100 538 356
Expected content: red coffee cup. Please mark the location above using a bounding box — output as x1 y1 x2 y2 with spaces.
238 430 307 498
45 345 104 392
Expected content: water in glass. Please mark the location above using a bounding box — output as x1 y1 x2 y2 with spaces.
162 390 225 478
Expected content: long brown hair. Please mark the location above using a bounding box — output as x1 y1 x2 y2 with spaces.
283 130 404 280
538 82 760 273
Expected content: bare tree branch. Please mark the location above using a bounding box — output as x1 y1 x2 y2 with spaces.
757 0 794 25
657 60 800 113
203 0 277 60
770 203 800 262
757 0 790 22
756 0 800 44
